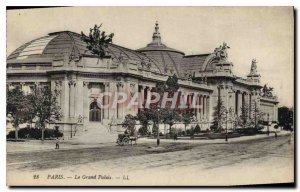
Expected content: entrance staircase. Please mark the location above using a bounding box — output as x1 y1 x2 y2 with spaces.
66 123 120 145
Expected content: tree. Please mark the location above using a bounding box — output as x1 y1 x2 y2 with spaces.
27 86 62 143
249 100 265 129
278 106 293 130
194 124 201 134
136 74 181 136
6 87 31 140
122 114 136 135
211 98 227 132
160 108 181 133
137 108 160 135
181 111 195 133
81 24 114 63
136 111 149 135
238 103 251 128
159 74 181 134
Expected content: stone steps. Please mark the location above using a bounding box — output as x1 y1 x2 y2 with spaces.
67 123 119 144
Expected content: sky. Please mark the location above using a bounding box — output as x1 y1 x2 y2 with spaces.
6 7 294 107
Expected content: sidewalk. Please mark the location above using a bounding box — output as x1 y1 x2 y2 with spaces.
7 131 292 154
139 131 292 144
6 140 117 154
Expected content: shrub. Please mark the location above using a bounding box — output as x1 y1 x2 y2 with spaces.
186 129 190 135
186 128 195 136
190 128 195 136
210 125 218 131
7 128 63 139
236 128 258 135
261 121 269 126
194 124 201 134
256 125 264 130
138 126 148 135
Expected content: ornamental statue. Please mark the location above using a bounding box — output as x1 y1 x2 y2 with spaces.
249 59 258 75
140 59 147 69
214 42 230 62
261 84 274 98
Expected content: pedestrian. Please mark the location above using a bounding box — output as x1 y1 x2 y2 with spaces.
132 129 138 145
173 133 178 141
55 137 60 149
288 131 294 144
124 129 129 135
275 132 277 139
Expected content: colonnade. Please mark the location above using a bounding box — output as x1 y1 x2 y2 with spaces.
138 85 211 122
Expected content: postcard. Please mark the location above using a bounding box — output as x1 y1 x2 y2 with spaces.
6 6 294 186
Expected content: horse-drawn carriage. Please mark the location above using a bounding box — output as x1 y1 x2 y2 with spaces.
116 133 138 146
109 117 139 146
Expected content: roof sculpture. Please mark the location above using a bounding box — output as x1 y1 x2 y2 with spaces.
7 22 249 79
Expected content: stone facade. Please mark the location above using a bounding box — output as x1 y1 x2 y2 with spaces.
6 22 279 135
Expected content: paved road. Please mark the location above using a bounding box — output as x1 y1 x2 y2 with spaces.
7 135 293 173
7 142 193 171
7 135 294 185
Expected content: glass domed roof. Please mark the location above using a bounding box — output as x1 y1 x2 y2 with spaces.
136 21 185 76
7 31 163 73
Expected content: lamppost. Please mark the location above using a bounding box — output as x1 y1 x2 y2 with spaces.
157 108 160 146
225 108 232 142
36 112 44 143
225 110 228 142
254 100 257 129
232 113 237 131
267 113 270 136
70 124 73 139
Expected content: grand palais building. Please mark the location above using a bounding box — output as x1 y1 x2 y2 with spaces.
6 22 279 138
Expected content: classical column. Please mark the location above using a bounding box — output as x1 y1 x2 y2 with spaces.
202 95 206 119
116 82 124 119
76 79 83 122
276 104 278 122
194 94 197 118
248 93 251 118
146 86 151 108
68 80 76 122
34 82 40 89
83 82 90 123
186 94 190 110
243 93 248 117
130 83 138 115
54 81 62 109
109 82 117 119
206 96 210 121
20 82 25 93
140 85 145 110
196 94 200 121
231 90 236 114
198 95 202 120
123 82 133 116
224 86 229 111
62 79 69 122
103 82 110 119
238 92 243 116
6 83 11 91
234 91 238 115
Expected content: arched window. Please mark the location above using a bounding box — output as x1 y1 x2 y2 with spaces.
89 101 101 122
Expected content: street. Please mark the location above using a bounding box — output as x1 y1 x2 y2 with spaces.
7 135 294 186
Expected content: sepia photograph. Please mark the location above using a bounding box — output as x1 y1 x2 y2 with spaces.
6 6 294 186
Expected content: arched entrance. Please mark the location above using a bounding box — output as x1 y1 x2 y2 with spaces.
89 101 101 122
